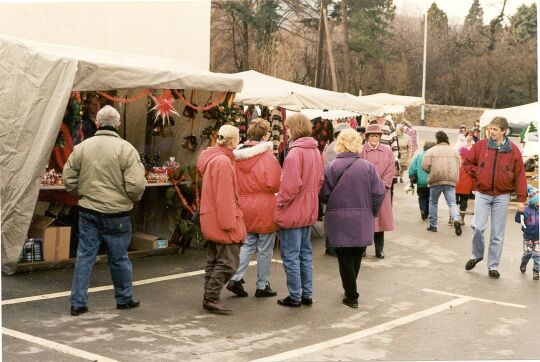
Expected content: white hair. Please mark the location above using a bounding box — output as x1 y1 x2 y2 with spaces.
217 124 240 146
96 105 121 128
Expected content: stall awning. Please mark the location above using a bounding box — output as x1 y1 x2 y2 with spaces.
479 102 539 127
233 70 382 114
359 93 424 109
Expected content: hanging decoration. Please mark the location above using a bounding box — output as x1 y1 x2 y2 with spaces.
173 89 226 111
149 89 180 127
97 89 151 104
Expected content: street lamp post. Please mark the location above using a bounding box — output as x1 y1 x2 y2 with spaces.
420 2 428 126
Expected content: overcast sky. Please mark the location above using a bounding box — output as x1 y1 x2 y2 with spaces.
394 0 536 24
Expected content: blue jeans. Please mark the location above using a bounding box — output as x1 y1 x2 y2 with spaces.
279 227 312 301
71 211 133 307
470 193 510 270
231 232 276 290
428 185 460 228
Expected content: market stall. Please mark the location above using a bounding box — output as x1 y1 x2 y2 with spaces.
0 34 243 273
479 102 539 136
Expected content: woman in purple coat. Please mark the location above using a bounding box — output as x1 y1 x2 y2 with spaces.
320 129 386 308
360 124 397 259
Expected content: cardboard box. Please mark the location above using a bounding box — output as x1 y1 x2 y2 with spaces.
130 232 168 251
28 215 71 261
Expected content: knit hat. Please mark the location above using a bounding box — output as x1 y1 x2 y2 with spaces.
365 123 383 136
527 184 538 205
333 123 351 135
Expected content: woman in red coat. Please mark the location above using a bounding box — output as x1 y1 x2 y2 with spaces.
226 119 281 298
455 131 475 225
197 125 247 314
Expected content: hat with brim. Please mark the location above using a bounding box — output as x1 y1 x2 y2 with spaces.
333 123 352 135
365 123 383 136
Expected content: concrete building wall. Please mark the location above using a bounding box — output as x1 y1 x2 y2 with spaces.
0 0 210 69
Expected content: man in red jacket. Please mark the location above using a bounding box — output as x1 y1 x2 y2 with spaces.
463 117 527 279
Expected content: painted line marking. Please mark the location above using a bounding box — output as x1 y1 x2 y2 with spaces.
422 288 526 308
3 327 119 362
2 259 283 305
252 297 471 361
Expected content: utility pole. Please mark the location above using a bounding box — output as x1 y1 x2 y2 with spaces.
420 1 428 126
315 0 327 87
342 0 350 93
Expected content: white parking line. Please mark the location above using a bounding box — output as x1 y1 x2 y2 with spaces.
422 288 526 308
3 327 119 362
252 297 471 361
2 259 283 305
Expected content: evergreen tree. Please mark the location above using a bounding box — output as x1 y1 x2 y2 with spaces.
511 3 537 43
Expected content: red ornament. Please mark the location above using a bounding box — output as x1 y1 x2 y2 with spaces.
149 90 180 125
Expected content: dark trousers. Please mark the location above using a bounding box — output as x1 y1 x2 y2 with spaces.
417 186 430 218
456 194 469 212
374 232 384 254
204 242 240 301
335 247 366 300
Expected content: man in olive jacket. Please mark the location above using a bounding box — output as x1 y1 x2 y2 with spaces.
63 105 146 316
422 130 462 236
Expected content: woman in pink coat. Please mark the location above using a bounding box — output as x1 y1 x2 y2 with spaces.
226 119 282 298
275 113 324 308
360 123 396 259
197 125 247 314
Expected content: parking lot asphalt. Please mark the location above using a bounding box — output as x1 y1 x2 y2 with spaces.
2 184 539 361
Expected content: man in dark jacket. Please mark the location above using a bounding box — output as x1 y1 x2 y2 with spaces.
463 117 527 279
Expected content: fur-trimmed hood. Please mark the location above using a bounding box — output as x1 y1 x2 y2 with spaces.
234 141 274 174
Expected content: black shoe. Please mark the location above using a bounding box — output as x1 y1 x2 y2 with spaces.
465 258 483 270
454 221 462 236
70 305 88 316
488 270 500 279
301 297 313 306
227 280 248 297
421 212 428 220
255 282 277 298
342 297 358 309
117 299 140 310
375 251 385 259
533 269 539 280
426 226 437 232
520 262 527 273
277 296 301 308
203 299 232 314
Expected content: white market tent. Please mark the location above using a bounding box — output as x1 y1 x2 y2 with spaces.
479 102 539 128
0 34 243 272
359 93 424 115
233 70 382 114
286 109 360 120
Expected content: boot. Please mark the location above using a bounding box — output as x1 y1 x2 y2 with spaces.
226 280 248 297
459 212 465 225
203 299 232 314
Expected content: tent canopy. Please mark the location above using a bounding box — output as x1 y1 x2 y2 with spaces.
479 102 539 127
285 109 360 121
359 93 423 109
0 34 243 272
233 70 382 114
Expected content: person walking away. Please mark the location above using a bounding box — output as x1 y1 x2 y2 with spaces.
322 122 352 257
403 120 419 157
422 131 462 235
275 114 324 307
408 141 435 221
320 129 386 308
226 119 281 298
63 105 146 316
516 186 539 280
463 117 527 279
359 124 396 259
396 124 412 183
455 130 475 225
197 125 247 314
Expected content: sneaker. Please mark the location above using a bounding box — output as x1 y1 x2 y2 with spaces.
255 282 277 298
520 262 527 273
488 270 500 279
227 280 248 297
426 226 437 232
301 297 313 306
533 270 539 280
454 221 462 236
342 297 358 309
465 258 483 270
70 305 88 316
277 296 301 308
117 299 140 310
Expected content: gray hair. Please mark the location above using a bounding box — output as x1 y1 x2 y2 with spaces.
96 105 121 128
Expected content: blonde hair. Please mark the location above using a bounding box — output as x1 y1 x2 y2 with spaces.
247 118 271 141
285 113 312 140
217 124 240 146
335 129 362 153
